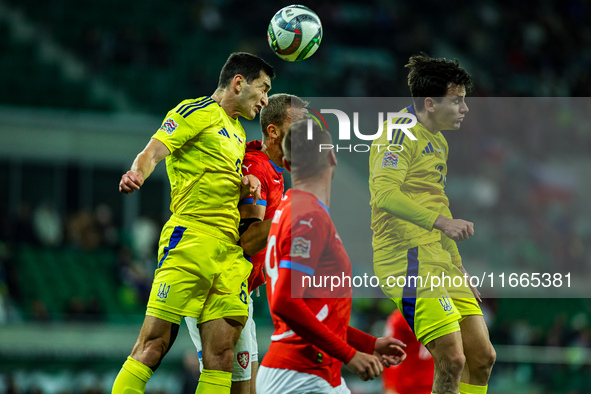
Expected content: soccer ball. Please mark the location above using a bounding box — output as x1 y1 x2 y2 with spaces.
267 5 323 62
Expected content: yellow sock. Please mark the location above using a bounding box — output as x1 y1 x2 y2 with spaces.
112 357 153 394
195 369 232 394
459 382 488 394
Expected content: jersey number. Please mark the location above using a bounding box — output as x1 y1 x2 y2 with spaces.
235 158 242 178
265 235 278 292
239 282 248 305
435 164 446 186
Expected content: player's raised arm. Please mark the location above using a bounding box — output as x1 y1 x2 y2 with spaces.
119 139 170 194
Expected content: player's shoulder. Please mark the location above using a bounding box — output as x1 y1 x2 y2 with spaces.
290 190 332 228
168 96 219 123
371 106 419 152
388 105 422 148
243 151 269 178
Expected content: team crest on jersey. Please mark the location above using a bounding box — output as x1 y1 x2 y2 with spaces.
237 351 249 369
157 283 171 300
159 118 178 135
439 296 453 312
382 151 399 169
291 237 311 258
233 134 244 145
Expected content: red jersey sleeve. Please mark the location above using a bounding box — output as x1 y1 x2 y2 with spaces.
269 208 357 363
347 326 377 355
270 269 357 363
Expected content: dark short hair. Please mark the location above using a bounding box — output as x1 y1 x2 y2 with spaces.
218 52 275 88
283 118 332 179
406 54 473 110
260 94 309 140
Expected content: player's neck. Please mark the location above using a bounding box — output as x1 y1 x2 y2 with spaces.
293 172 331 209
211 88 240 119
415 109 441 135
261 139 283 168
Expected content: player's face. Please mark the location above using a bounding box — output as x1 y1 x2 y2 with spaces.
433 83 469 130
276 107 307 160
239 71 272 120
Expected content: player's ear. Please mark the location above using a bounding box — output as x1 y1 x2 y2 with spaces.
267 124 279 140
233 74 245 93
329 149 337 167
424 97 435 113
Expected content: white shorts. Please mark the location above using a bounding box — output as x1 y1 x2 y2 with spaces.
185 294 257 382
256 366 350 394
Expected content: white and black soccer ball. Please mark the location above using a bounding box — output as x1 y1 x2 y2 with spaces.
267 5 323 62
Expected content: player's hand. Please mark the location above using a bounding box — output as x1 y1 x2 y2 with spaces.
241 174 262 203
345 351 383 381
433 215 474 242
458 265 482 302
374 337 407 367
119 171 144 194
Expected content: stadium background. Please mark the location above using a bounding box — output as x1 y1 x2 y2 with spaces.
1 0 590 392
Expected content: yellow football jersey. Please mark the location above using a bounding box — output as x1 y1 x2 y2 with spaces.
369 105 461 264
152 96 247 242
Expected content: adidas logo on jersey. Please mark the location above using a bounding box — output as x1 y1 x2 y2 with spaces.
218 128 230 138
422 142 444 155
422 142 435 154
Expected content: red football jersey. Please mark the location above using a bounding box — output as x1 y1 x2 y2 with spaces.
261 189 357 387
383 310 434 394
239 140 285 292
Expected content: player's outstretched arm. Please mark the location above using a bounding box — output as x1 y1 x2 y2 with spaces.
433 215 474 242
119 139 170 194
345 352 383 381
270 269 359 366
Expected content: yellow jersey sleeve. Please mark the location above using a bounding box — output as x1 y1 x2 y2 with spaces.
369 128 439 231
152 97 215 152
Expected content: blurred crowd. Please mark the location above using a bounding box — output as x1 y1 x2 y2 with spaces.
0 201 161 323
444 97 591 277
2 0 591 113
